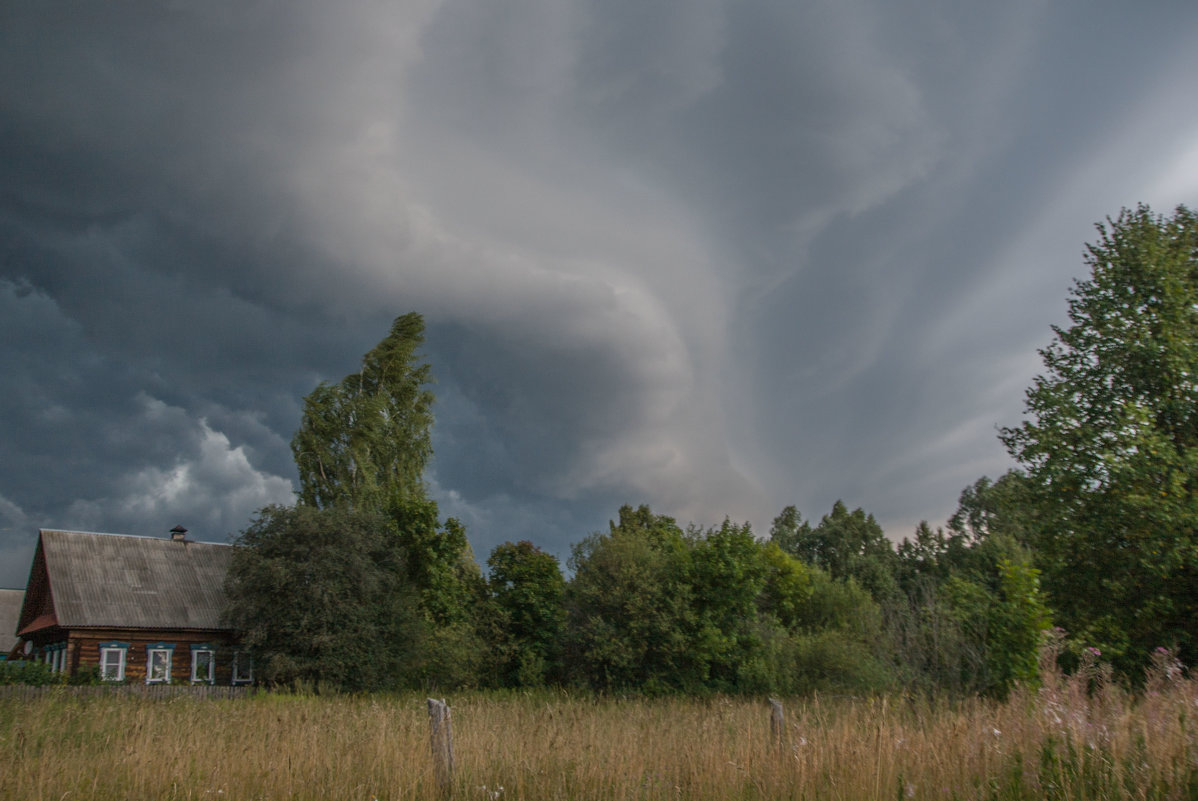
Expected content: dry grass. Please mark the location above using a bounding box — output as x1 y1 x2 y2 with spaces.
3 660 1197 800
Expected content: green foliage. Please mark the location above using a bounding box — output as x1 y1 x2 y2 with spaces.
67 664 103 686
785 630 894 695
776 566 893 694
991 558 1052 689
757 541 813 629
745 618 892 695
891 476 1051 697
796 567 883 637
774 501 900 602
881 584 981 696
0 659 61 686
939 557 1050 697
390 497 484 628
768 505 812 559
405 620 486 691
292 312 434 512
1000 204 1198 674
222 505 423 692
564 503 899 695
244 314 488 691
686 519 768 690
484 541 567 687
565 505 699 693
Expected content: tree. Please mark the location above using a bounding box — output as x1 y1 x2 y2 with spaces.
565 504 904 694
564 505 699 692
686 519 768 690
286 314 485 685
757 541 813 630
768 505 812 557
774 567 893 695
391 497 483 628
292 312 434 512
775 501 899 602
937 554 1051 698
484 541 566 687
222 505 422 691
889 475 1050 697
1000 204 1198 673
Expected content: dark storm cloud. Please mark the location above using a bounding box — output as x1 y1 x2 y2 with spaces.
2 0 1197 586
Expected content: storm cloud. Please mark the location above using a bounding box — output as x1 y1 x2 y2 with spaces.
2 0 1197 586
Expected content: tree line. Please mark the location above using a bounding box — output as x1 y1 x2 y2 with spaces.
223 204 1198 696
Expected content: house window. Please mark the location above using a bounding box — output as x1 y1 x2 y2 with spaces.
145 643 175 684
47 642 67 674
99 642 129 682
190 644 216 684
232 650 253 685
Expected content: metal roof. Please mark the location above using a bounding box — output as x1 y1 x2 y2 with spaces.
0 589 23 652
38 529 233 631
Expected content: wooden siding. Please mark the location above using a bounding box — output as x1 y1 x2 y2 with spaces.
67 630 247 685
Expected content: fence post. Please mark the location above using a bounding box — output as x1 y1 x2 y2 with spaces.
768 697 785 753
428 697 455 794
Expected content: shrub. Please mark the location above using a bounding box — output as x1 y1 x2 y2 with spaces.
0 659 61 686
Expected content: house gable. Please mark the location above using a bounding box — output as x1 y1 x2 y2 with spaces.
15 537 56 638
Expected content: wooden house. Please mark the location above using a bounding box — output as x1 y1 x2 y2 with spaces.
11 528 251 685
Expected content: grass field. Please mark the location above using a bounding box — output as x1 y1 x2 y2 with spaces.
3 658 1197 800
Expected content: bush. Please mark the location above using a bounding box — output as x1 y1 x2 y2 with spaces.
0 660 61 686
68 664 103 686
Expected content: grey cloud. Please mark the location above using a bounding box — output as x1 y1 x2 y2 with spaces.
1 0 1197 585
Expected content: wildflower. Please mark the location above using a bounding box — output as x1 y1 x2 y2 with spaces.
991 728 1001 738
1087 647 1101 657
905 782 916 798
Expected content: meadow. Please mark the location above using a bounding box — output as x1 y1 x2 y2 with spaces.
2 655 1197 801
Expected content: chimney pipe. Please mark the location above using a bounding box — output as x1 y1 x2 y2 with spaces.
170 525 188 542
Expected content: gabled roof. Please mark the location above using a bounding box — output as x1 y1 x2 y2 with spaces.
0 589 23 653
18 529 233 634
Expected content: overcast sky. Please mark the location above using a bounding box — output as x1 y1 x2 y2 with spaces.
2 1 1197 588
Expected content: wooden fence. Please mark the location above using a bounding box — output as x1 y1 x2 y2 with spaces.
0 684 253 701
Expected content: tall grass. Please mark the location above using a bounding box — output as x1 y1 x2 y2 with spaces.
2 655 1196 800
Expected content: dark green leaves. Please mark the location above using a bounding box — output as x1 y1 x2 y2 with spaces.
222 505 421 691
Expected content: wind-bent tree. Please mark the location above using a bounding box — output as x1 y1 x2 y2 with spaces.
228 313 489 689
1001 204 1198 673
292 312 434 512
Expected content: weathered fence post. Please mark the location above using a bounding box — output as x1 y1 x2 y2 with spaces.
428 697 455 794
768 697 786 753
